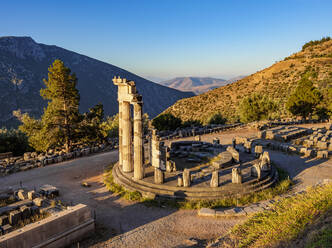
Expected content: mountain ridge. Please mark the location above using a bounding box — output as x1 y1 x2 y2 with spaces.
0 36 194 127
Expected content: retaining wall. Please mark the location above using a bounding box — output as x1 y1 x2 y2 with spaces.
0 204 94 248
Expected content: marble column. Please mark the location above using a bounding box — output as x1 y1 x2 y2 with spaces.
122 101 133 172
133 102 144 179
118 101 123 167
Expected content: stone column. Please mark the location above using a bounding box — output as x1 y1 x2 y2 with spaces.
210 170 219 187
118 101 123 167
183 169 191 187
133 102 144 180
232 167 242 184
154 167 164 184
151 130 161 168
122 101 133 172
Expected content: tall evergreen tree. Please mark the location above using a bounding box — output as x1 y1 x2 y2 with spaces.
286 75 322 118
15 60 80 152
78 103 105 144
40 59 80 152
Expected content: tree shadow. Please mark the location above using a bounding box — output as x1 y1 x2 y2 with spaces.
63 179 178 247
268 149 332 188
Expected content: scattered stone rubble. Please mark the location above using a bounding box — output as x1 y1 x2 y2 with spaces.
198 178 332 218
157 119 328 141
158 123 244 141
258 126 311 142
0 143 111 176
0 185 63 236
256 124 332 159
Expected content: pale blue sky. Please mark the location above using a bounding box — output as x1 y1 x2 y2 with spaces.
1 0 331 81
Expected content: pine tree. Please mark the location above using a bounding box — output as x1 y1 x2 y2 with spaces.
238 93 277 123
16 60 80 152
40 59 80 152
286 75 322 118
78 103 105 144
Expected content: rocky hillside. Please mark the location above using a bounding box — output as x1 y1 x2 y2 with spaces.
164 39 332 123
0 36 194 127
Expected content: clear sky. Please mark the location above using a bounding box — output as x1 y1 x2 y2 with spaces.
1 0 332 81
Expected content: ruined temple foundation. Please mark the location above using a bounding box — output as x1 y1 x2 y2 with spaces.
113 76 144 180
111 77 278 200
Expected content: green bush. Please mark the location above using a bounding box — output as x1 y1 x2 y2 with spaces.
182 119 202 128
0 128 32 156
206 112 227 125
286 74 322 118
238 93 278 123
302 36 331 51
152 113 182 131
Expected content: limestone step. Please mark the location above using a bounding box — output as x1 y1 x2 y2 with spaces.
121 164 276 194
115 163 276 198
112 163 278 200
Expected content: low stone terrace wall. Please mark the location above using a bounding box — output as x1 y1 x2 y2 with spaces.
0 143 115 176
158 119 331 141
0 204 94 248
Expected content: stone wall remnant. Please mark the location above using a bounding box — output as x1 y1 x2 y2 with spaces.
251 163 262 179
226 146 240 162
254 145 263 158
210 170 219 187
154 167 164 184
183 169 191 187
232 167 242 184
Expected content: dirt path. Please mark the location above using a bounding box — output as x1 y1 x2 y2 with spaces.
0 124 331 247
0 150 243 248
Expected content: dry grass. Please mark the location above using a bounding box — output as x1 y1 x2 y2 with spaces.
227 183 332 248
104 164 292 210
163 40 332 123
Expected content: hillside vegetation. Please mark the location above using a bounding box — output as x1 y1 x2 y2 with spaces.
218 183 332 248
163 38 332 123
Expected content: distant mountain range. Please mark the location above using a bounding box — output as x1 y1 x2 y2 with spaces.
0 36 194 127
159 76 245 94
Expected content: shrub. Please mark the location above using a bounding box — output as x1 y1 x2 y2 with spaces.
181 119 202 128
286 74 322 118
206 112 227 125
302 37 331 51
0 128 32 156
152 113 182 131
238 93 278 123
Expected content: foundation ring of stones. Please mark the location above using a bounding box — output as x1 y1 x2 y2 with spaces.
112 162 278 200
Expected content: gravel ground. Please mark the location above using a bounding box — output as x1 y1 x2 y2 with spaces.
0 124 331 247
0 150 243 247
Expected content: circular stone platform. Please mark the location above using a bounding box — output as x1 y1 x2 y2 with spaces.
112 158 278 201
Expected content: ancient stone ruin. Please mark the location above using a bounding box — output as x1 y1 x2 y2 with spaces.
113 76 144 180
0 185 94 247
111 77 280 201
